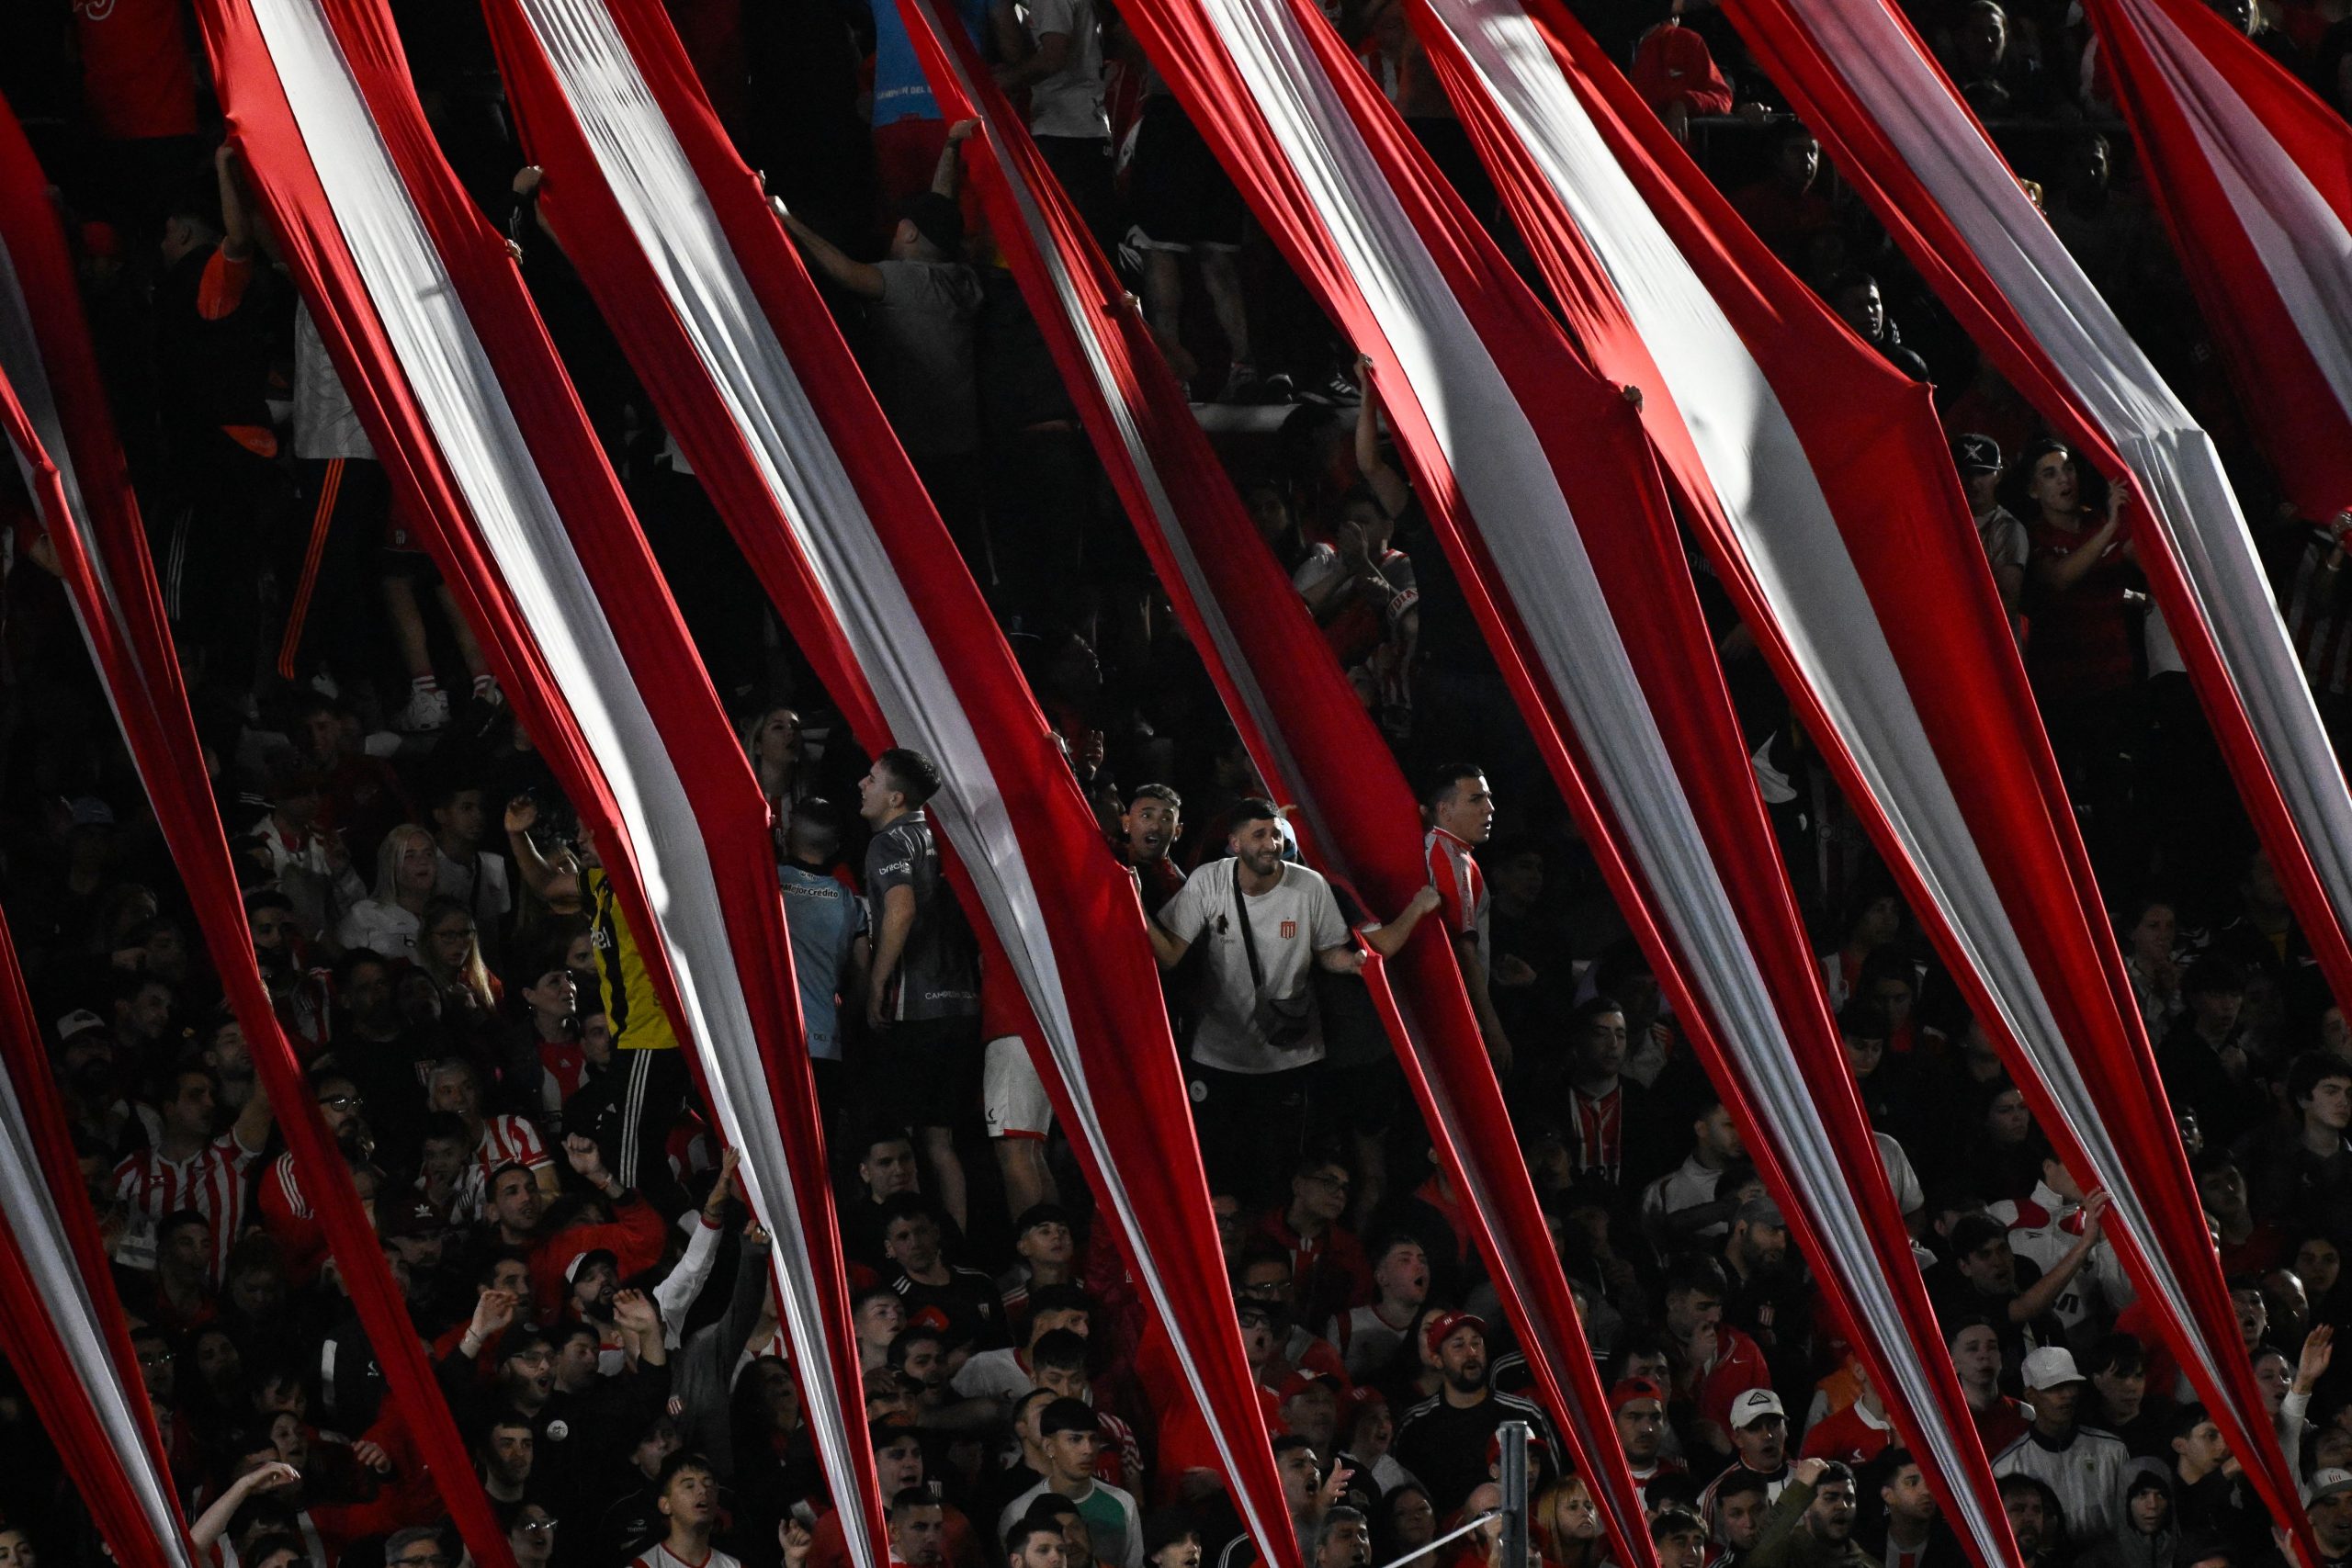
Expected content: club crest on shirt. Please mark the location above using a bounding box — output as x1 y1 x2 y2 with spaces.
1281 919 1296 939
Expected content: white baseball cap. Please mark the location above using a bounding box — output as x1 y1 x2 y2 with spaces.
2310 1469 2352 1508
1730 1387 1786 1428
2021 1347 2086 1391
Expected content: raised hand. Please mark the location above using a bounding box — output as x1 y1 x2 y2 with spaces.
470 1287 519 1342
504 795 539 835
565 1133 613 1189
614 1289 662 1336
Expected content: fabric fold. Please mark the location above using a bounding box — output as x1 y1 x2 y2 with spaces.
2083 0 2352 525
895 1 1650 1547
189 1 882 1557
0 85 517 1568
468 0 1298 1559
1719 0 2319 1540
1095 0 1988 1561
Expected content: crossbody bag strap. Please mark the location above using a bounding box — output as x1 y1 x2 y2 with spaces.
1231 865 1268 993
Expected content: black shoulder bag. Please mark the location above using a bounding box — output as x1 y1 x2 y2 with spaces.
1232 869 1317 1050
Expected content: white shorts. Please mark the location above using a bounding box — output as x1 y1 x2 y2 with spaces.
982 1033 1052 1140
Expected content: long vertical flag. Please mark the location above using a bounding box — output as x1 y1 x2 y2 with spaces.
2084 0 2352 525
0 92 520 1568
1409 0 2296 1532
0 882 192 1568
1094 0 2001 1560
1724 0 2352 1074
459 2 1301 1559
894 7 1651 1552
188 4 886 1561
1719 0 2333 1539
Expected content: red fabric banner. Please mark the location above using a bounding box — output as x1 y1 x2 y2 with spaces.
894 6 1651 1553
462 1 1300 1559
1092 3 1984 1567
190 2 887 1559
1717 0 2317 1542
0 876 191 1567
2085 0 2352 523
0 82 519 1568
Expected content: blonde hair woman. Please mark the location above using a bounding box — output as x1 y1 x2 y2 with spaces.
334 823 437 960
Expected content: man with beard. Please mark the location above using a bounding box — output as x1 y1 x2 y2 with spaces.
1993 1347 2132 1545
258 1065 372 1286
1698 1390 1793 1519
1393 1311 1557 1514
530 1294 671 1517
325 947 435 1153
634 1452 743 1568
1721 1197 1812 1394
1997 1475 2067 1568
1610 1378 1682 1506
1119 784 1187 913
1144 798 1360 1192
1747 1459 1871 1567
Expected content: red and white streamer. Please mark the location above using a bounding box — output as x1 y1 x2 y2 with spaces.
896 4 1651 1551
1102 0 1986 1562
191 2 881 1557
0 895 191 1567
1721 0 2322 1539
0 90 516 1567
2084 0 2352 524
468 2 1298 1559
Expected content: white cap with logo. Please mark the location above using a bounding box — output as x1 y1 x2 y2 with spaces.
2021 1347 2086 1391
1729 1387 1786 1428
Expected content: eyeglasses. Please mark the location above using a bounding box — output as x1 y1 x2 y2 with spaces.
516 1521 558 1536
390 1555 452 1567
138 1349 175 1367
318 1094 366 1111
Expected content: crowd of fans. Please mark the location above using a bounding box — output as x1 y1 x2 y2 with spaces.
7 0 2352 1565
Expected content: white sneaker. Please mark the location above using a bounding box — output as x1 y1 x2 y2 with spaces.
472 675 504 708
396 685 450 733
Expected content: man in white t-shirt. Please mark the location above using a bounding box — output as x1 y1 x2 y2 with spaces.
991 0 1111 244
1141 799 1360 1190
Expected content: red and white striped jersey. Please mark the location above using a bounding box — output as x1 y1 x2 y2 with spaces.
114 1130 263 1282
1423 825 1490 970
455 1113 553 1221
474 1113 551 1182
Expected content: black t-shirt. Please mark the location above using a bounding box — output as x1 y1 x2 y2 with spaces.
865 810 980 1022
892 1263 1012 1350
1391 1389 1559 1516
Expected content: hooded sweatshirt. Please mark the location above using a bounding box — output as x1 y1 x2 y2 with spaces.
2074 1460 2176 1568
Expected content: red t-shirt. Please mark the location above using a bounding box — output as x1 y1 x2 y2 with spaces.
74 0 199 140
2025 516 2138 697
1798 1403 1893 1465
1629 23 1733 115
